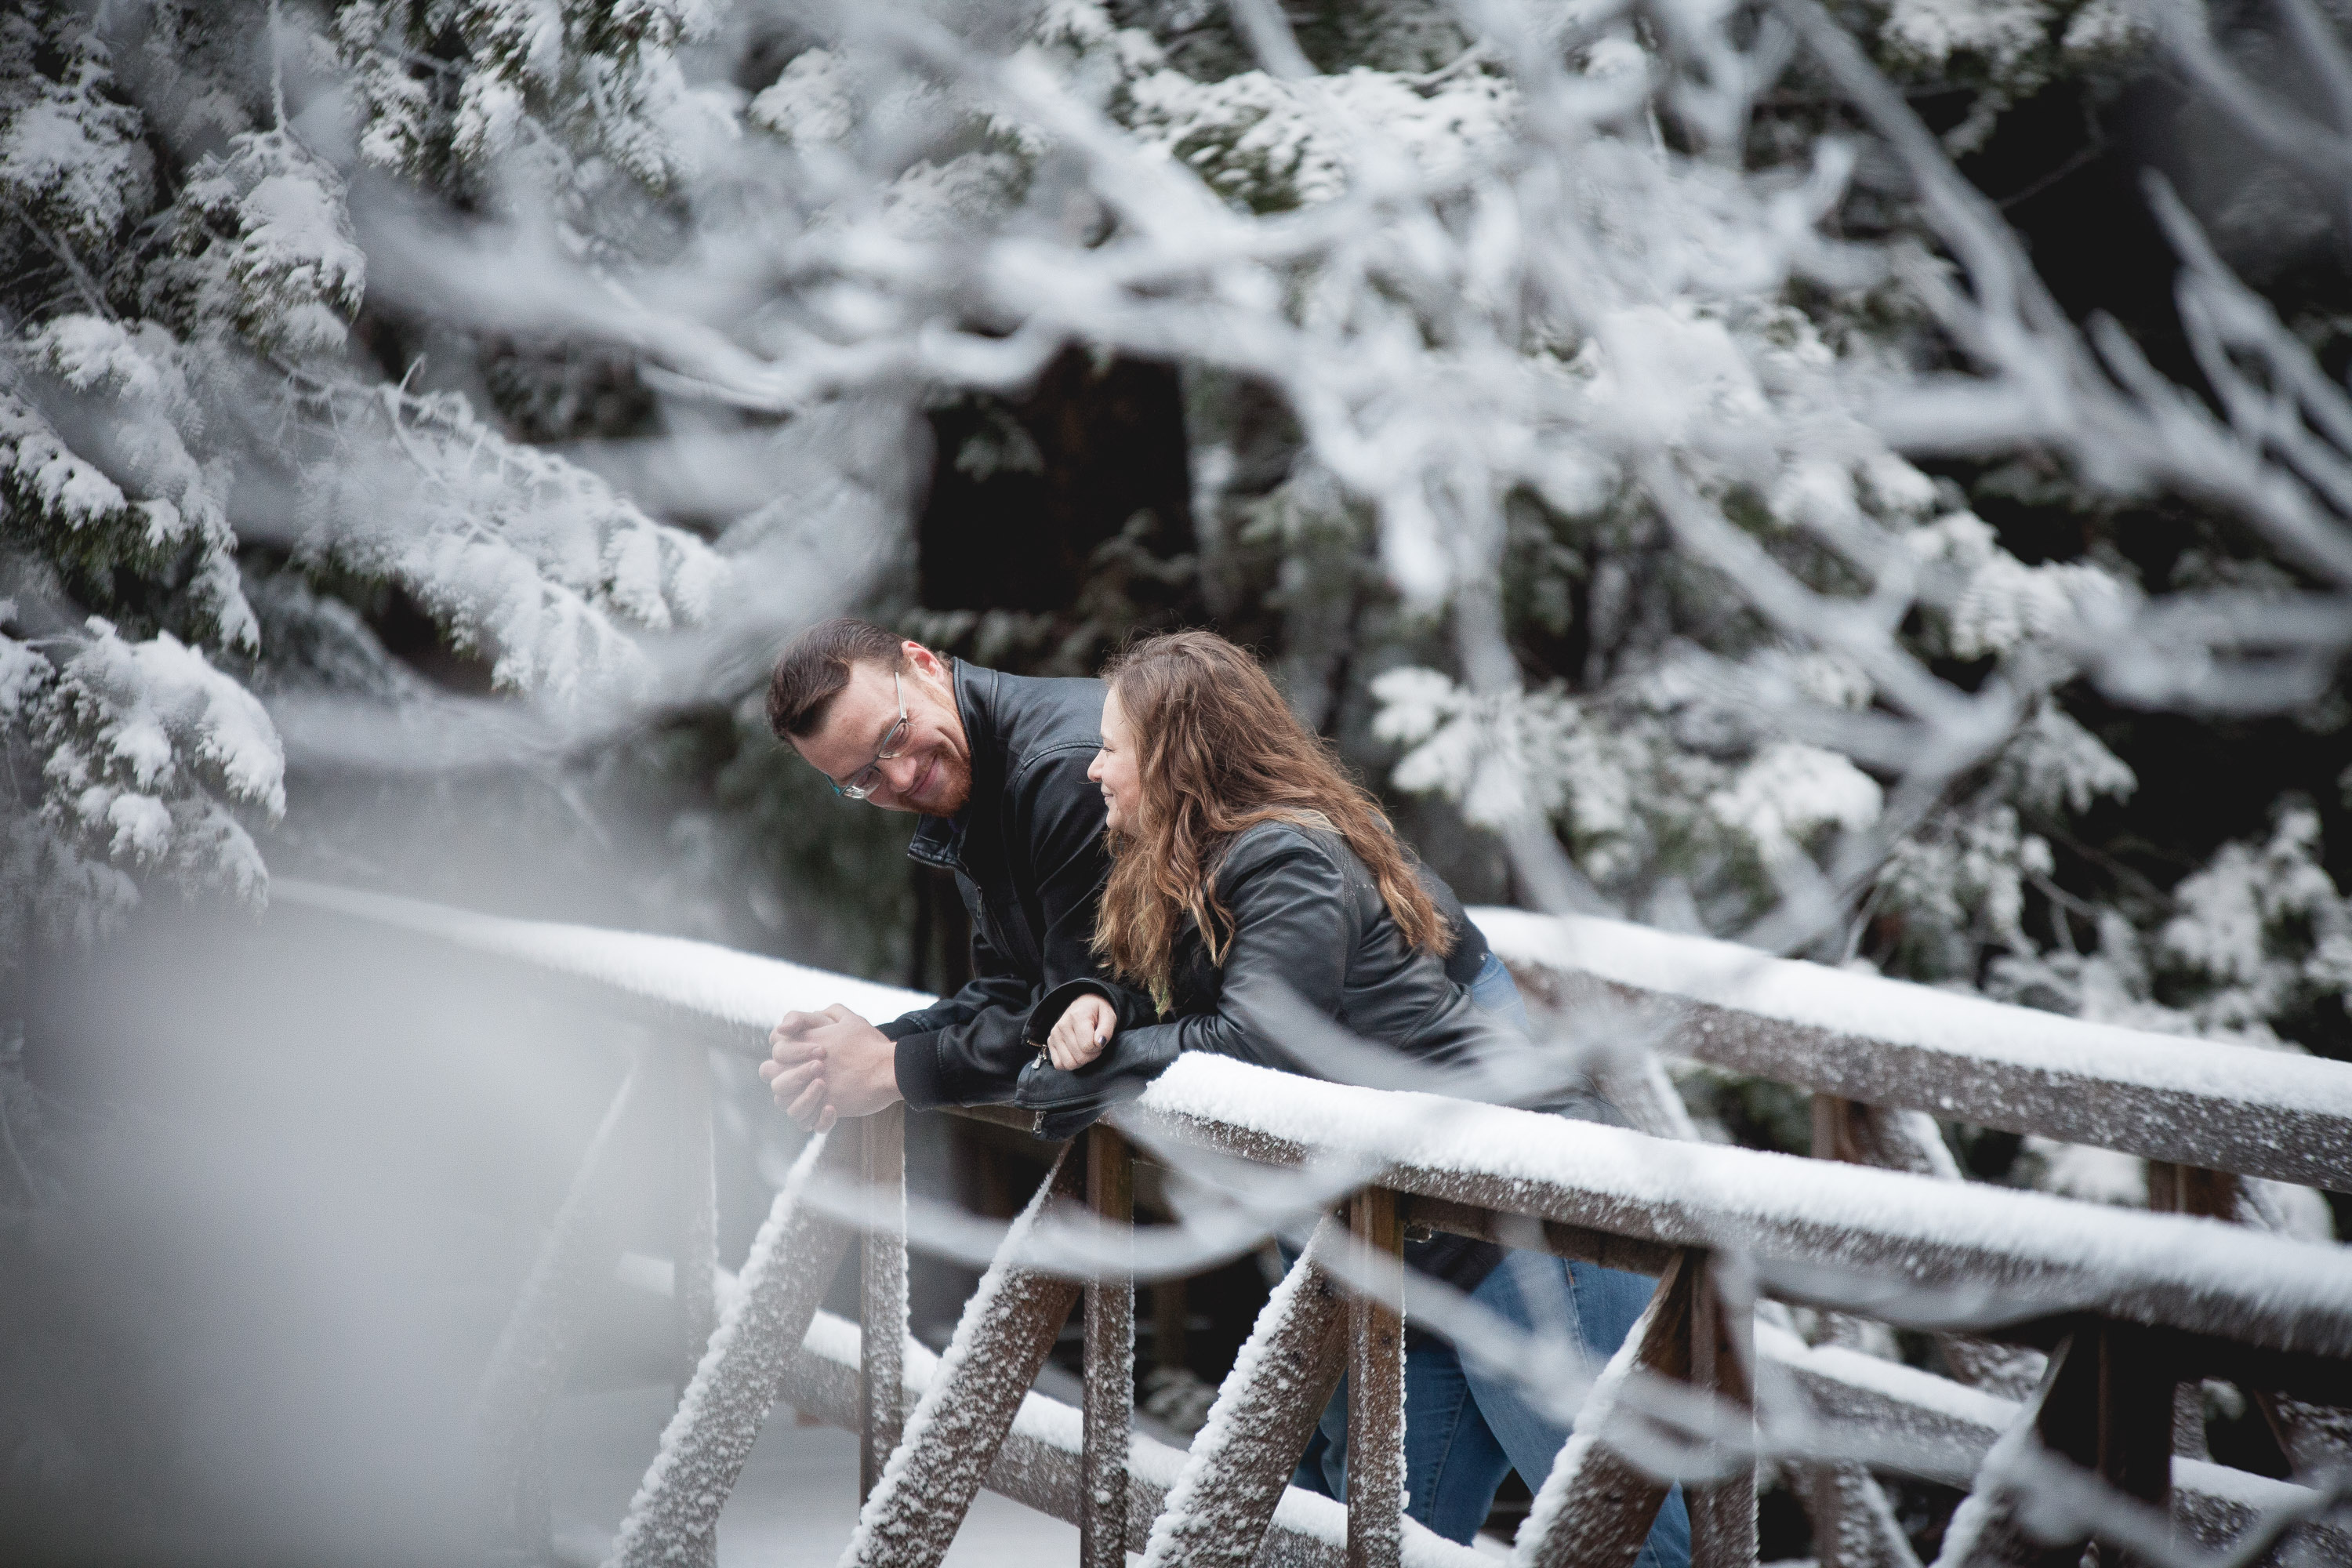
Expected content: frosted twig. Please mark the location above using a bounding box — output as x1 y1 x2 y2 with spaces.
2147 0 2352 182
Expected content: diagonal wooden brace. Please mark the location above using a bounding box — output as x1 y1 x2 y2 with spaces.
841 1145 1084 1568
1517 1247 1757 1568
1140 1217 1352 1568
858 1105 908 1503
607 1128 860 1568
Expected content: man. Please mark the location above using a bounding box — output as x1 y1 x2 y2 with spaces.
757 617 1113 1129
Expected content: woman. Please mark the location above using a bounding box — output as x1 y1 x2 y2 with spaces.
1015 630 1688 1565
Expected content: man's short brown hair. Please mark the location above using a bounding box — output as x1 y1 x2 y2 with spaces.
767 617 906 739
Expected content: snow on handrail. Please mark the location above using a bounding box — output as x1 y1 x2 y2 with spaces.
1475 906 2352 1191
274 881 2352 1356
1125 1054 2352 1359
272 878 928 1044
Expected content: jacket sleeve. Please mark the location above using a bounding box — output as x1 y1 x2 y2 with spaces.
890 745 1116 1109
1025 974 1160 1044
879 920 1034 1107
1111 833 1356 1076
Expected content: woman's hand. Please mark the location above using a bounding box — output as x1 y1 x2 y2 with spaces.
1047 993 1117 1069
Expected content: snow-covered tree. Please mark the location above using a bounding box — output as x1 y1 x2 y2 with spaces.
2 0 729 971
14 2 2352 1561
9 0 2352 1216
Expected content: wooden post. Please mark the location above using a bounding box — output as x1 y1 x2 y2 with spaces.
2146 1159 2352 1480
1347 1187 1405 1568
2144 1160 2229 1465
844 1148 1086 1568
1780 1463 1918 1568
1980 1321 2176 1568
1519 1250 1696 1568
1688 1252 1758 1568
1798 1094 1944 1568
1152 1278 1189 1370
1082 1126 1134 1568
859 1104 909 1503
2144 1160 2239 1221
1811 1091 1863 1165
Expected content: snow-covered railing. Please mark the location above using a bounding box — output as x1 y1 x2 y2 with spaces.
274 882 2352 1568
1476 907 2352 1193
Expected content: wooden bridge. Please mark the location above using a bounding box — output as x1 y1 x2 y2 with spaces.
278 880 2352 1568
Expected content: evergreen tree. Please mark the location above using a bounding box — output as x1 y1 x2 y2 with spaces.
5 0 2350 1228
2 0 725 975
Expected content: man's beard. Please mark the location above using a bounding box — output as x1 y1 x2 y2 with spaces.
905 746 972 817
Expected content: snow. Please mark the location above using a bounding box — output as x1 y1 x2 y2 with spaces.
20 619 281 919
546 1381 1076 1568
1707 742 1883 856
31 314 180 403
270 880 931 1040
1911 515 2128 662
1123 56 1519 213
292 383 730 703
1130 1052 2352 1353
0 632 45 717
1878 0 2054 86
673 1303 1486 1568
1756 1321 2011 1440
1469 905 2352 1121
1124 1223 1499 1567
103 791 171 859
57 620 286 811
1370 666 1592 831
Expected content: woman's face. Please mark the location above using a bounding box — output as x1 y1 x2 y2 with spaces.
1090 685 1145 835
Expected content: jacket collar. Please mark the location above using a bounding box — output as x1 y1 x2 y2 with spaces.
906 659 997 870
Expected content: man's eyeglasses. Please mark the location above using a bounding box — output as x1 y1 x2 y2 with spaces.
833 671 911 800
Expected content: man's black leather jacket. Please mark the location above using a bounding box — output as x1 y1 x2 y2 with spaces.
876 662 1116 1109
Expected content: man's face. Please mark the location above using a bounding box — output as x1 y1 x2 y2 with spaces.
793 650 973 817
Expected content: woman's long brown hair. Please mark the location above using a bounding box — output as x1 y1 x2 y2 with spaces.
1094 630 1450 1007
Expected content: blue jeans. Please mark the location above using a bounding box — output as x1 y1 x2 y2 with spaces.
1468 949 1535 1034
1290 958 1690 1562
1294 1254 1692 1563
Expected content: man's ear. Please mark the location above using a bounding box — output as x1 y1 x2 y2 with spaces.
903 641 949 683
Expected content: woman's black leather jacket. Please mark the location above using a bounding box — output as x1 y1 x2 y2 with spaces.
1014 819 1610 1136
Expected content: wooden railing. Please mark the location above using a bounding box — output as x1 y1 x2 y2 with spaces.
274 881 2352 1568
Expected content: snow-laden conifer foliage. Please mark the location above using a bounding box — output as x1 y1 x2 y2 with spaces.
1 0 725 956
8 0 2352 1182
